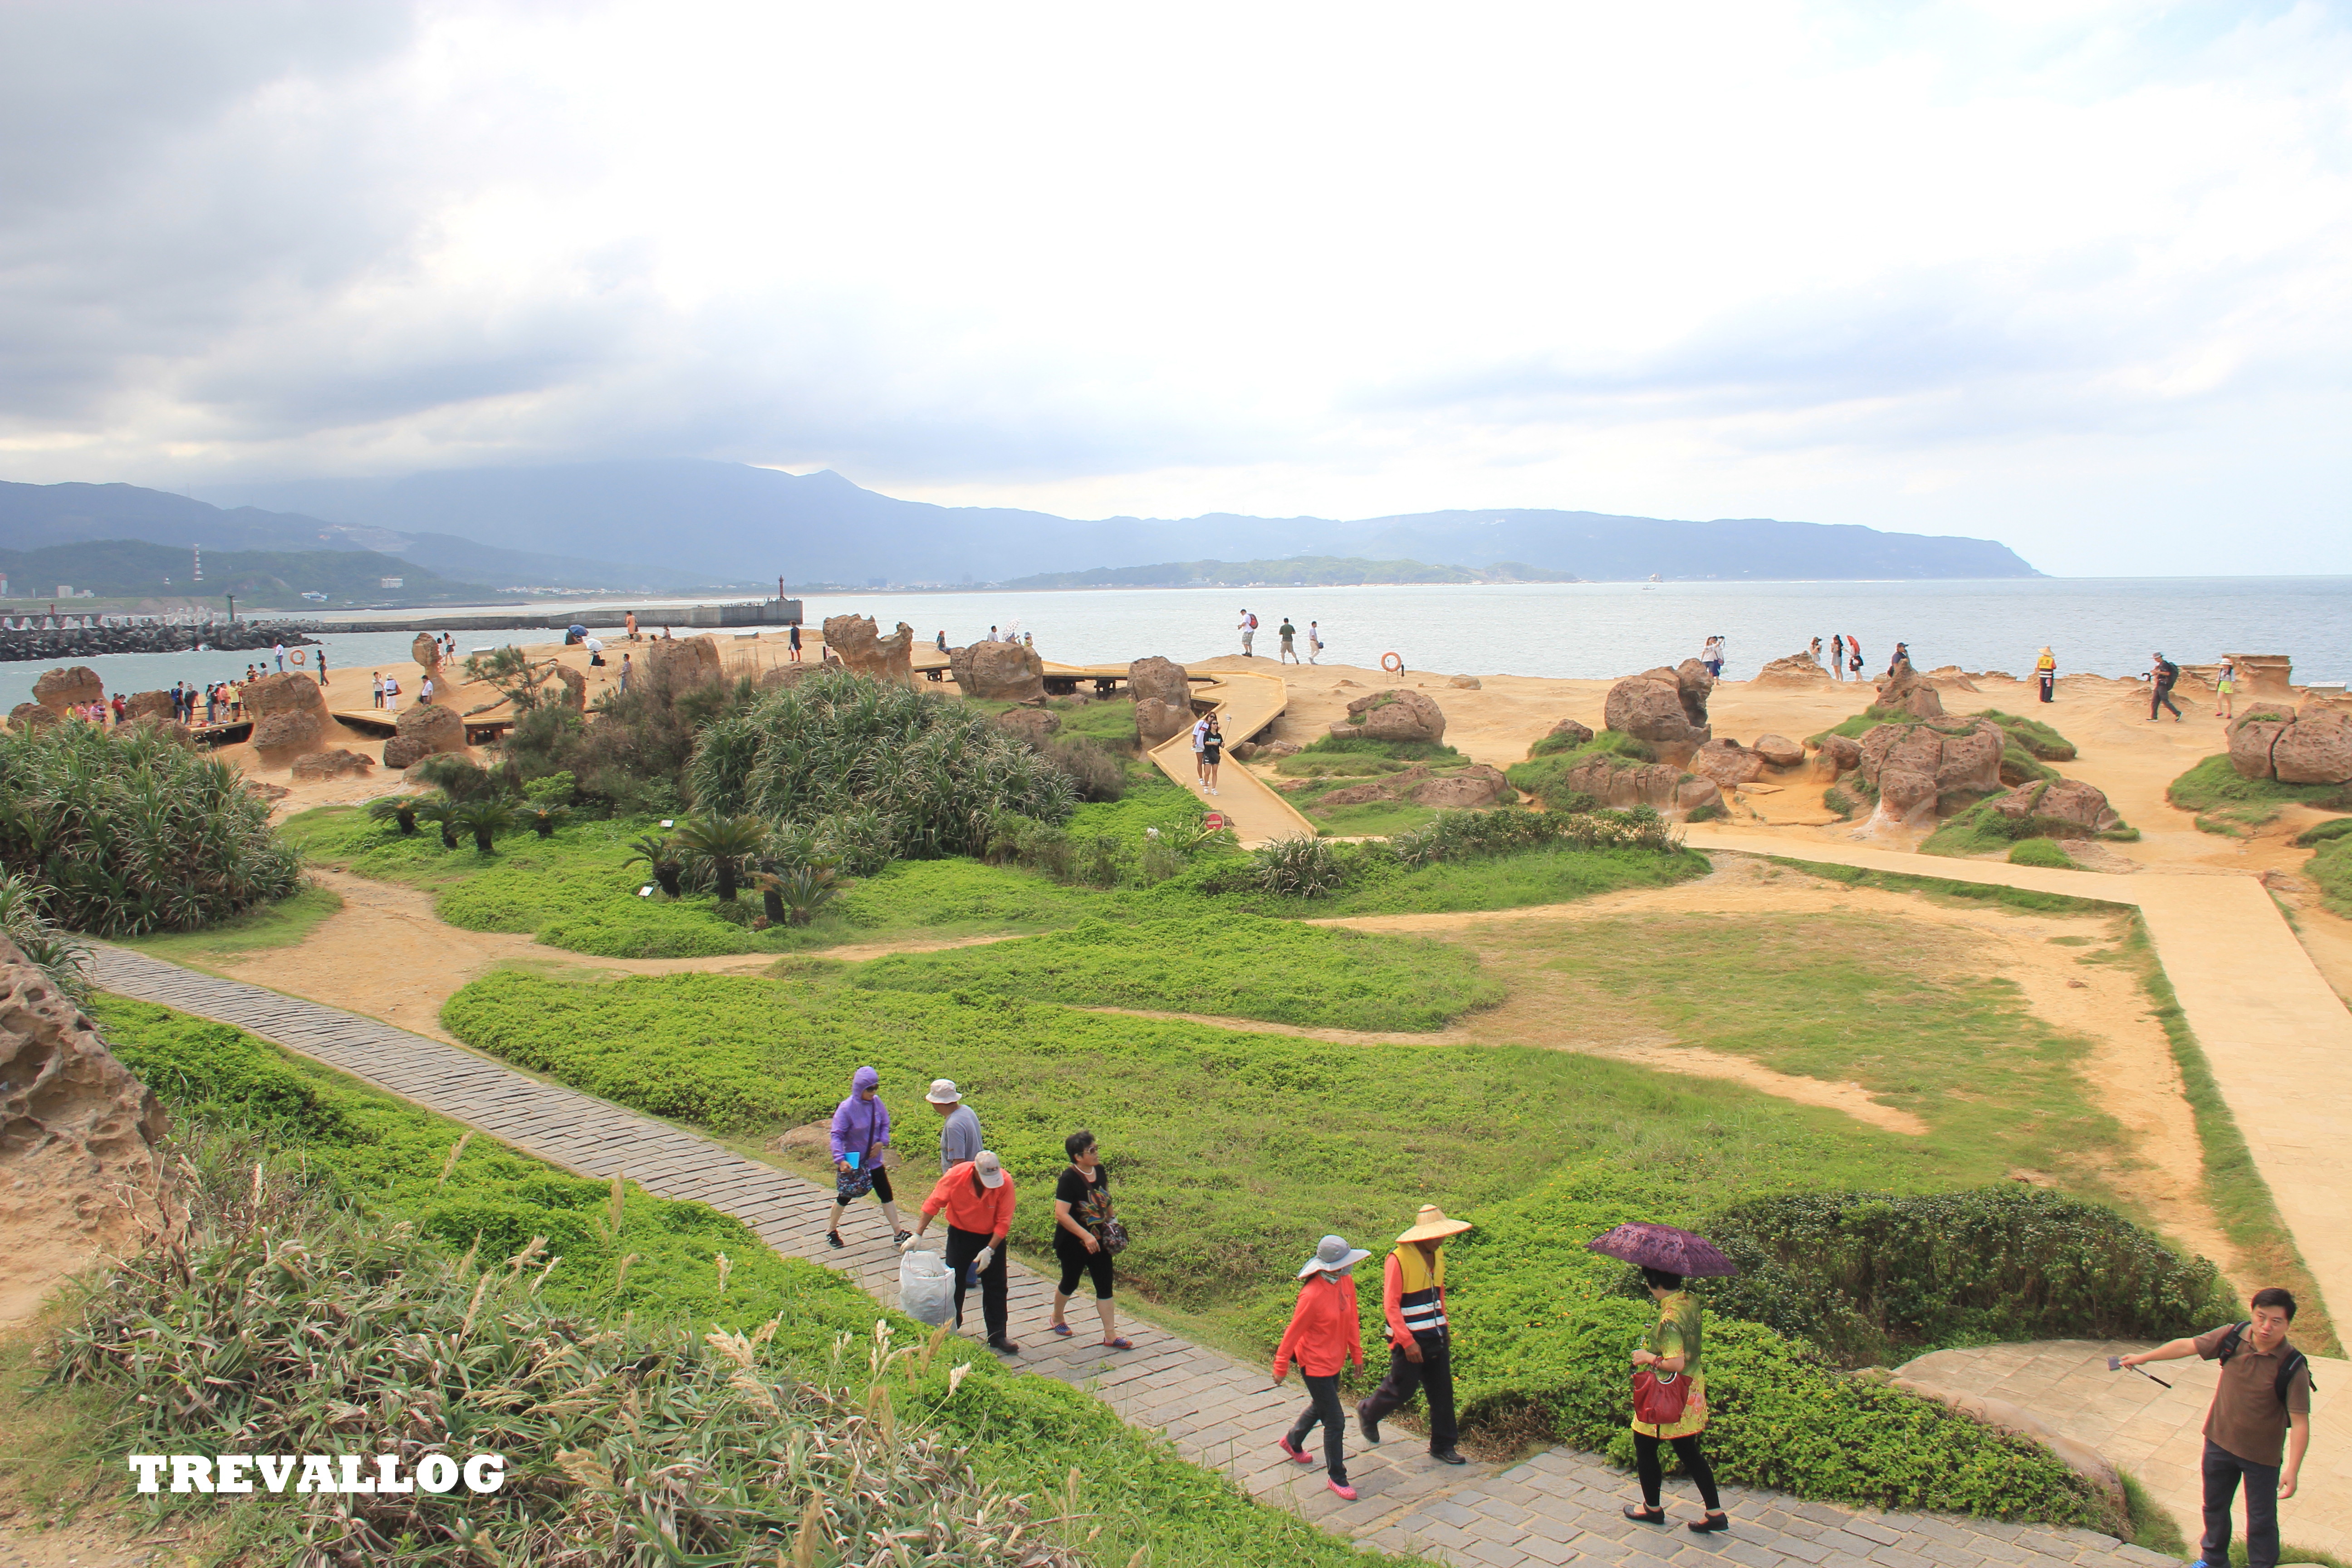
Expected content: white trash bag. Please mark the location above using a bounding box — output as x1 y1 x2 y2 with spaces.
898 1240 956 1326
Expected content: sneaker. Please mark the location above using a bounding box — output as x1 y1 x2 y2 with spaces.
1277 1436 1313 1465
1326 1479 1357 1500
892 1230 911 1245
1431 1449 1466 1465
1356 1403 1381 1445
825 1230 843 1250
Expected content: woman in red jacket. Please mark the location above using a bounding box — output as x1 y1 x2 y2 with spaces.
1273 1234 1371 1499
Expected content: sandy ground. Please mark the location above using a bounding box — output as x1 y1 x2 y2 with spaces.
0 1518 200 1568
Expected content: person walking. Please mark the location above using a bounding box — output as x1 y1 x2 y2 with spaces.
927 1078 982 1171
1045 1129 1132 1349
2035 647 2058 704
788 623 803 662
617 652 632 694
625 609 638 641
824 1065 910 1249
2119 1287 2311 1568
1274 1234 1370 1499
2214 656 2239 720
1357 1204 1471 1465
1239 608 1256 656
1191 711 1211 790
1622 1266 1729 1533
1200 712 1225 797
1278 617 1299 663
2150 651 2184 722
1308 621 1323 664
905 1151 1019 1354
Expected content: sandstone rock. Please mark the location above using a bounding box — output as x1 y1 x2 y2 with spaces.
1689 738 1767 787
1135 698 1196 746
124 690 175 723
2225 653 2295 698
412 632 442 674
758 662 814 690
1873 766 1940 827
31 666 104 715
242 779 291 803
9 702 59 734
1873 658 1945 719
769 1122 831 1154
1448 674 1483 690
2227 713 2292 779
1752 650 1831 688
646 634 725 689
1228 740 1258 761
1260 740 1302 758
1988 778 2121 834
1545 717 1596 749
1750 733 1805 769
251 709 324 750
1128 656 1193 710
241 670 329 720
0 937 172 1325
550 663 587 711
289 748 375 781
1817 734 1862 775
1561 756 1716 817
1676 778 1722 813
994 708 1062 748
1602 664 1712 761
949 640 1046 702
2273 706 2352 785
1857 718 2004 800
823 615 916 685
1411 764 1509 808
1333 688 1446 744
382 701 466 769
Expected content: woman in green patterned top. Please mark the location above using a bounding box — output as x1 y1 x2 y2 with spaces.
1622 1266 1729 1534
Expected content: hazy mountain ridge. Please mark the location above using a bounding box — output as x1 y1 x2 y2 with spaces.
0 538 495 604
997 556 1579 590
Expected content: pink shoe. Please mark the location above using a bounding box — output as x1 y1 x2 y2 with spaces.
1327 1479 1357 1500
1277 1436 1313 1465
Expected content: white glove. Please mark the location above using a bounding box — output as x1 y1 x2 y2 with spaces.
971 1246 995 1274
899 1232 921 1252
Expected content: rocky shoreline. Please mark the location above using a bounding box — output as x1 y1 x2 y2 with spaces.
0 620 323 663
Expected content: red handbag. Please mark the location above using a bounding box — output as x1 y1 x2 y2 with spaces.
1632 1365 1690 1426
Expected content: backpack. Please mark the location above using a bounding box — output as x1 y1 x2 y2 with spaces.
2215 1322 2315 1407
2156 659 2179 685
1247 614 1258 630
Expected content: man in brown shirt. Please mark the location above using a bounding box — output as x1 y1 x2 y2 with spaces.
2121 1287 2312 1568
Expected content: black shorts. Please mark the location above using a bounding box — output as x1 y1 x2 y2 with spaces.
1202 746 1222 764
1055 1235 1114 1299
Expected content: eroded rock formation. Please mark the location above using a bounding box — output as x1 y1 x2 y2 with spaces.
1750 733 1805 769
1330 688 1446 744
2228 704 2352 784
31 666 104 715
1602 663 1713 762
123 690 175 723
289 748 376 782
950 641 1046 702
1873 658 1945 720
382 701 467 769
1129 657 1196 745
1985 778 2122 834
823 615 916 685
646 634 725 689
994 708 1061 748
1752 650 1832 688
242 671 333 757
1688 738 1767 787
550 663 588 711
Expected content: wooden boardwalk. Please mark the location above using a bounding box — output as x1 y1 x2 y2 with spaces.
87 942 2177 1567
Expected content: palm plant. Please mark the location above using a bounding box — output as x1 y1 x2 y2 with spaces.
521 803 569 839
412 795 461 850
450 797 518 854
770 860 846 926
673 813 768 902
624 833 684 897
366 795 422 836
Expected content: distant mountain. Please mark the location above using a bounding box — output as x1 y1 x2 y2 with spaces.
200 460 2041 584
996 556 1578 590
0 481 735 593
0 539 495 605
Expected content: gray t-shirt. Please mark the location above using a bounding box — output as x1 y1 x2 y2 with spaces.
939 1104 982 1170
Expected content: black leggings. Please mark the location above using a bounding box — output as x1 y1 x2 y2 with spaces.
1054 1239 1114 1299
1634 1432 1720 1513
1287 1372 1348 1483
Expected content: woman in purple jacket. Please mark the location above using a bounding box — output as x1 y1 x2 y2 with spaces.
826 1066 910 1249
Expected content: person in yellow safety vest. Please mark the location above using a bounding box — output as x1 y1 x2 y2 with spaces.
1356 1204 1472 1464
2035 646 2058 704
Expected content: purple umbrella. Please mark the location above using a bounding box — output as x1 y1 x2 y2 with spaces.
1587 1222 1740 1279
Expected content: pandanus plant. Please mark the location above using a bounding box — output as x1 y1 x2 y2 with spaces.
673 812 768 902
625 833 684 897
450 797 517 854
366 795 421 835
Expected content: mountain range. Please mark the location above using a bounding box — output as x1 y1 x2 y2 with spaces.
1 462 2040 598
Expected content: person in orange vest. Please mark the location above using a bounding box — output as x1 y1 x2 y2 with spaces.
1274 1234 1371 1499
1357 1204 1472 1465
905 1151 1019 1354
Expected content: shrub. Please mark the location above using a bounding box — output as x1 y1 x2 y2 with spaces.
1687 1188 2234 1367
0 719 299 936
1391 806 1684 867
0 870 91 998
522 770 578 806
1254 834 1348 898
1044 735 1126 802
688 670 1076 860
2008 837 2074 869
409 753 494 801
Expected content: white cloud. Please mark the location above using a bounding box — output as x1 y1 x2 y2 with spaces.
0 0 2347 572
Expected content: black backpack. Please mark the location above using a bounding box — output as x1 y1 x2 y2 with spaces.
2215 1322 2315 1407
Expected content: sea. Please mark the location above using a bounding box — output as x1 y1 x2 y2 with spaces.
7 576 2349 711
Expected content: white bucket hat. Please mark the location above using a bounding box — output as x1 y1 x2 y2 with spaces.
926 1078 962 1105
1298 1235 1372 1279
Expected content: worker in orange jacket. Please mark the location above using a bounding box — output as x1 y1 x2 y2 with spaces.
1357 1204 1472 1465
906 1151 1019 1354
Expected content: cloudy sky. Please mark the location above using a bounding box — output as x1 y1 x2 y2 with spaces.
2 0 2348 573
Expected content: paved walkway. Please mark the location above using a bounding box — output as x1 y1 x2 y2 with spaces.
1686 825 2352 1332
1144 666 1317 846
1898 1340 2348 1558
88 943 2176 1568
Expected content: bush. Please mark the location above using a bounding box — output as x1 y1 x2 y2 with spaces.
1687 799 1728 823
0 870 91 998
1687 1188 2231 1367
1923 791 2130 858
2168 753 2352 814
1044 735 1126 802
688 669 1076 860
0 719 299 936
1297 732 1464 764
1254 834 1349 898
2008 837 2074 869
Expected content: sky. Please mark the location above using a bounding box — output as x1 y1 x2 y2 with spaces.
1 0 2348 574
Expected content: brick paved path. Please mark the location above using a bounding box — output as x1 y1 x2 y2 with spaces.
91 944 2179 1568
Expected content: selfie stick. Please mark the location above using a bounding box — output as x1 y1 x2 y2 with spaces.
2107 1355 2171 1388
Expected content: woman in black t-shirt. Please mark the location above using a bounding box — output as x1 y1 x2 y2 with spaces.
1047 1129 1132 1349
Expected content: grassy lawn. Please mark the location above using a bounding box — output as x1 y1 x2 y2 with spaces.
846 912 1504 1030
59 993 1406 1568
113 882 343 965
2167 753 2352 818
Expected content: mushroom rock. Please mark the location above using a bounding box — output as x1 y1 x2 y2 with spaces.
411 633 443 674
1688 738 1767 787
250 709 324 750
1127 657 1193 709
242 671 333 758
949 641 1046 702
1750 733 1805 769
1411 764 1510 808
1873 658 1945 719
382 702 466 769
822 615 916 685
550 663 588 711
1752 650 1832 688
1602 664 1711 763
31 666 105 715
1331 687 1446 744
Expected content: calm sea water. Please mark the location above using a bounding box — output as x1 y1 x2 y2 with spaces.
7 578 2348 710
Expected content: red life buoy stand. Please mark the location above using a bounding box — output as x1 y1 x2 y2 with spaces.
1381 651 1405 674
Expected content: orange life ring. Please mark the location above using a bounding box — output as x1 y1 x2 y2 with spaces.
291 649 306 666
1381 651 1405 674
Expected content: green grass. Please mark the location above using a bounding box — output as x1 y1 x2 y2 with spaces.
1760 856 2126 916
2167 753 2352 814
847 913 1504 1030
2007 837 2075 869
72 992 1412 1568
1301 797 1443 836
1504 730 1661 809
1295 732 1465 765
1980 709 2078 761
2311 834 2352 918
2294 818 2352 848
1920 788 2131 859
112 882 343 965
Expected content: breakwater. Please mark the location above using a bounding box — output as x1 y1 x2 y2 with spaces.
0 619 322 665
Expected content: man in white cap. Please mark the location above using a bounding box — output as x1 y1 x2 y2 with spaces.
928 1078 982 1171
906 1149 1019 1354
1358 1203 1473 1465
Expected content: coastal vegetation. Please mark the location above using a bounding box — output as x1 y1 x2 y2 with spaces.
2168 752 2352 817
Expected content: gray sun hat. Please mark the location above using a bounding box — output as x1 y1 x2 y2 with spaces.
1298 1235 1372 1279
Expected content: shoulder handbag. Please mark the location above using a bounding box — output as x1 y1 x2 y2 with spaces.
1632 1364 1689 1426
1084 1174 1130 1256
